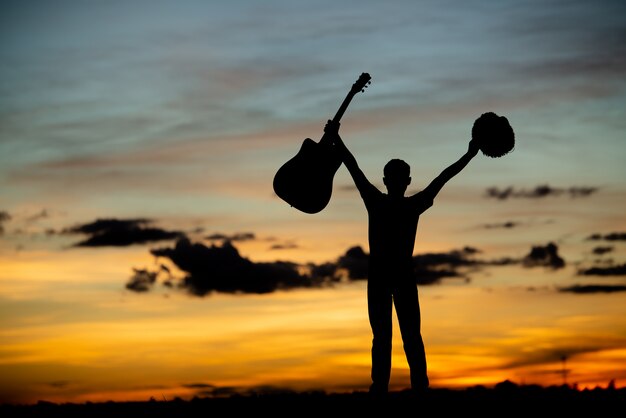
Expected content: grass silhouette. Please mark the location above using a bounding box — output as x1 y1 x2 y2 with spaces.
2 381 623 417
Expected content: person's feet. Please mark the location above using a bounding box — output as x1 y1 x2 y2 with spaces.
410 375 429 392
409 385 429 399
368 383 389 399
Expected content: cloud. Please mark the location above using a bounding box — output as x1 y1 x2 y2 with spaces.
587 232 626 242
559 284 626 294
577 264 626 276
413 246 481 284
269 243 299 250
64 218 185 247
522 243 565 269
482 221 520 229
592 246 614 255
150 238 331 296
206 232 256 242
307 262 340 281
134 241 489 296
125 268 159 292
0 210 10 235
205 232 303 250
127 238 571 296
485 185 598 200
336 246 370 280
336 245 484 285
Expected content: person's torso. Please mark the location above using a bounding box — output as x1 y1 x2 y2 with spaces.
367 194 420 268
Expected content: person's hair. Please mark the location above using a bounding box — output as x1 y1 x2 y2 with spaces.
384 159 410 179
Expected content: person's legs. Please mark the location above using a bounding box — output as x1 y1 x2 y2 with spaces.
367 278 393 394
393 280 429 390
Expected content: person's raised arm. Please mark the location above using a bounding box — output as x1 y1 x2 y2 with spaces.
421 138 480 201
324 120 378 198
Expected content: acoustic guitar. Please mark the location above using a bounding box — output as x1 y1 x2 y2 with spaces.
273 72 371 214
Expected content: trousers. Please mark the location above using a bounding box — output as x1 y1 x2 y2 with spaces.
367 270 428 392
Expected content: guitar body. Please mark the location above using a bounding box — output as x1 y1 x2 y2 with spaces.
273 138 342 214
273 72 371 214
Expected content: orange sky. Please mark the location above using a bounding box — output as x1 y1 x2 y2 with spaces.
1 0 625 405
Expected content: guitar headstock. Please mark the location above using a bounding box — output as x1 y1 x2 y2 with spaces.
351 72 371 95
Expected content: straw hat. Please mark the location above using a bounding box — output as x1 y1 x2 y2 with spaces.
472 112 515 158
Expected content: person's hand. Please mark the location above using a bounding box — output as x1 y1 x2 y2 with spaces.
324 120 340 135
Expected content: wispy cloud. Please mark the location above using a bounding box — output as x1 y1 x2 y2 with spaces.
587 232 626 242
486 185 598 200
205 232 255 243
522 243 565 270
0 210 10 235
482 221 520 230
64 218 184 247
591 246 613 256
559 284 626 294
126 268 160 293
270 243 299 250
577 264 626 277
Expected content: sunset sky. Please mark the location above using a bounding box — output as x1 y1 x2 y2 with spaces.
1 0 625 405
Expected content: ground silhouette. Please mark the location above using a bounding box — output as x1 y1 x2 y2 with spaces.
2 382 623 417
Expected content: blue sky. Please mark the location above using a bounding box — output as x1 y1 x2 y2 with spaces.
1 0 625 403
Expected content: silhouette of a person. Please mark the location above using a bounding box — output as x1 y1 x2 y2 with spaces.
324 120 479 395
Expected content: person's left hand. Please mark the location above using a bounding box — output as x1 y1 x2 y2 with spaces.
468 138 480 156
324 119 340 135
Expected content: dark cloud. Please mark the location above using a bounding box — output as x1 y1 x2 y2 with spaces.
336 245 483 285
577 264 626 276
413 266 462 285
486 185 598 200
522 243 565 269
592 246 614 255
559 284 626 294
125 268 159 292
132 241 490 296
150 238 330 296
587 232 626 242
64 218 184 247
127 238 572 296
307 262 340 281
0 210 10 235
567 187 600 198
414 246 480 266
206 232 255 242
337 246 370 280
269 243 299 250
413 246 481 284
483 221 519 229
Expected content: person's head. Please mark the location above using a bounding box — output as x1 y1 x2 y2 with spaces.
383 159 411 196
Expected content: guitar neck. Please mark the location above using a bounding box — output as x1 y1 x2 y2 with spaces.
332 90 356 124
319 90 356 146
